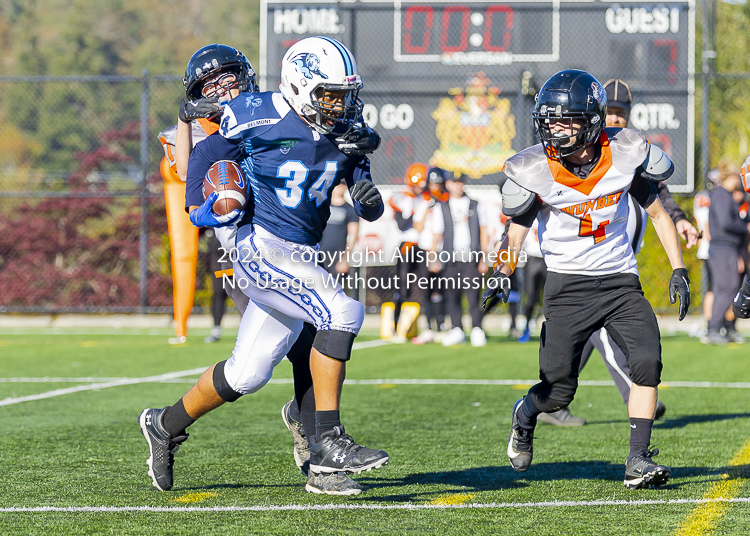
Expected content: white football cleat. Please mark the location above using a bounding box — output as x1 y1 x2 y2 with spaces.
441 327 466 347
470 327 487 347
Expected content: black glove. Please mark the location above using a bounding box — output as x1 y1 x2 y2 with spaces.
178 97 222 123
349 180 382 207
733 274 750 319
481 269 511 310
336 124 381 156
669 267 691 321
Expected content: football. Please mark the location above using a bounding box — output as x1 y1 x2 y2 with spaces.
202 160 248 216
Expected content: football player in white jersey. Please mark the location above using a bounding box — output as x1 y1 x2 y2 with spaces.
539 79 700 426
481 70 690 490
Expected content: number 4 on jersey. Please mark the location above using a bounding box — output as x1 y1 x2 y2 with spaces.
579 215 609 243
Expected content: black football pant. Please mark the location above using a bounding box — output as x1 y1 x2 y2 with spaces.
394 244 424 325
579 328 632 405
443 261 482 331
707 247 742 333
527 272 662 414
522 256 547 323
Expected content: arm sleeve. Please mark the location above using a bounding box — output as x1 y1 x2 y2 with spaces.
509 197 542 228
394 211 413 232
184 133 244 211
656 181 687 223
629 174 659 209
345 157 384 222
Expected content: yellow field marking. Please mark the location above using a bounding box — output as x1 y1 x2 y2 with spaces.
512 384 532 390
0 341 9 347
80 341 99 347
428 493 475 506
673 437 750 536
377 384 396 389
170 492 219 504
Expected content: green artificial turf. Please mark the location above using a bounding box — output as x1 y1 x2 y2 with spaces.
0 330 749 535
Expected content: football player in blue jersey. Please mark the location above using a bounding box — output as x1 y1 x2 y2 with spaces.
139 37 386 495
150 43 364 495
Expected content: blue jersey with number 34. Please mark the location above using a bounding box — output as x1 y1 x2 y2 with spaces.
185 91 382 246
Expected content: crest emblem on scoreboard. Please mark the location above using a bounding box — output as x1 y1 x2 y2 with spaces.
430 72 516 179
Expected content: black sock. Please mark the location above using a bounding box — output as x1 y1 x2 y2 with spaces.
288 399 301 423
315 409 341 441
517 396 539 430
299 386 316 446
162 399 195 437
629 418 653 459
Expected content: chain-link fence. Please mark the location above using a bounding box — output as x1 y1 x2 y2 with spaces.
0 74 186 312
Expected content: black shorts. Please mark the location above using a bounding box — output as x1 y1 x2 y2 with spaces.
528 271 662 412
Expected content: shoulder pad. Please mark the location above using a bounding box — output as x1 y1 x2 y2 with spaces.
157 124 177 148
219 91 290 140
157 124 177 167
501 178 536 217
606 127 650 173
502 144 554 196
640 144 674 181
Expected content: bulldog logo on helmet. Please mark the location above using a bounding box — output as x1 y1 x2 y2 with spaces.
291 53 329 80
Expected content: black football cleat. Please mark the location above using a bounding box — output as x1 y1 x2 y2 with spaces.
507 398 535 472
624 448 671 490
138 407 189 491
537 408 586 426
309 425 389 475
281 399 310 476
305 471 362 496
654 400 667 421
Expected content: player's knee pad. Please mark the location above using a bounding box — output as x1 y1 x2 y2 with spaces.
313 329 356 361
628 358 662 387
212 360 243 402
330 293 365 333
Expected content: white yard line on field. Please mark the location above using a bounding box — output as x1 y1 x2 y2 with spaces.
0 368 207 407
1 497 750 513
4 377 750 389
0 340 390 407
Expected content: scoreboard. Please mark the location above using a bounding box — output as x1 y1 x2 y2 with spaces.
261 1 695 192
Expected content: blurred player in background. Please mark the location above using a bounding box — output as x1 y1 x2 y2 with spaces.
412 166 448 344
694 177 714 328
705 161 750 344
483 70 690 489
388 162 432 331
318 178 360 297
147 42 372 495
432 174 488 347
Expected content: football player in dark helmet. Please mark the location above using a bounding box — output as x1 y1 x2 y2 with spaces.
484 69 690 490
532 70 606 160
183 44 259 103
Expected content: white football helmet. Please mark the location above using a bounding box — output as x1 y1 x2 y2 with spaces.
279 36 363 135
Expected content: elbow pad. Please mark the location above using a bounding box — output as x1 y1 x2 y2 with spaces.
501 178 535 217
640 145 674 182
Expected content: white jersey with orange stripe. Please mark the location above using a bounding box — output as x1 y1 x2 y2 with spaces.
503 128 650 276
157 118 218 178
